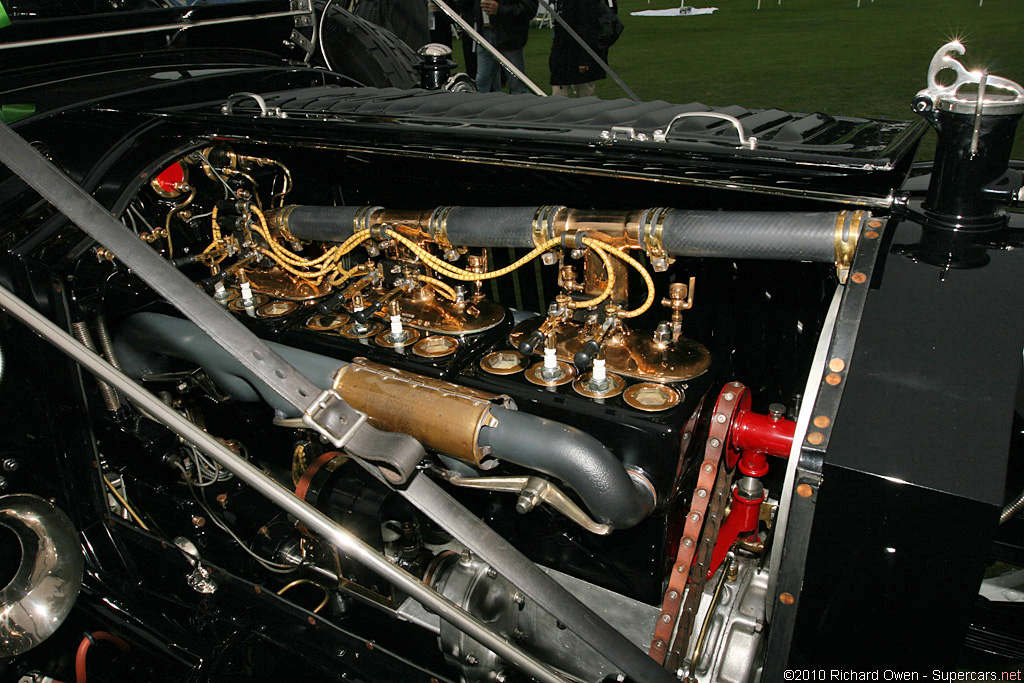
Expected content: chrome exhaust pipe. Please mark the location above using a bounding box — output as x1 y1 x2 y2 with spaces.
0 494 84 657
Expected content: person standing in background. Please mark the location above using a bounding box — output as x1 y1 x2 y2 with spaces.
465 0 538 93
549 0 621 98
428 0 453 49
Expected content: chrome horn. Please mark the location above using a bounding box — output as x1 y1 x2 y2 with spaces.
0 494 83 657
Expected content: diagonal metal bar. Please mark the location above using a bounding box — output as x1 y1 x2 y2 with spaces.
431 0 547 96
536 0 639 102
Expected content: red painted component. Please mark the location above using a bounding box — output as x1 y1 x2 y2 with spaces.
152 162 185 195
730 408 796 460
707 486 764 579
75 631 130 683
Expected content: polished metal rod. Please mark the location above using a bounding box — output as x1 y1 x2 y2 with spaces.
0 10 310 51
431 0 547 97
0 283 565 683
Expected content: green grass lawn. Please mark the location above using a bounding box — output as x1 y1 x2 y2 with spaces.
454 0 1024 157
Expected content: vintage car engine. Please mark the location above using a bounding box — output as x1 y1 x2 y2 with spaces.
3 37 1022 683
73 138 843 682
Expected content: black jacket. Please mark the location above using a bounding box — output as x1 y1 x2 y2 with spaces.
549 0 619 85
464 0 537 51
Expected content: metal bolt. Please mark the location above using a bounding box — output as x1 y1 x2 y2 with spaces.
682 432 691 441
0 476 6 491
710 438 721 448
682 537 694 548
651 257 669 272
676 564 687 573
653 639 665 650
668 590 679 600
495 672 507 683
703 463 714 473
465 654 478 666
769 403 786 421
716 413 727 424
444 249 459 262
2 458 18 472
661 613 672 623
696 488 708 499
541 251 558 266
690 512 701 523
487 568 498 580
192 515 206 528
513 592 525 605
723 392 734 401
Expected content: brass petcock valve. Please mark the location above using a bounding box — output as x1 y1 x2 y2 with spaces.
559 265 584 293
316 269 379 316
466 253 486 296
661 276 696 341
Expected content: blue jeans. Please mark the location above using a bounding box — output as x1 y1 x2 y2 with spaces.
475 27 529 94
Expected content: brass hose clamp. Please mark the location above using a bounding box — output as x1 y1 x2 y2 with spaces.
532 205 565 248
428 205 457 251
354 205 384 234
834 210 863 281
638 207 672 272
269 204 300 242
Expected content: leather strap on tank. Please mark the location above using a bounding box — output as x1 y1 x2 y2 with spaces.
649 383 746 665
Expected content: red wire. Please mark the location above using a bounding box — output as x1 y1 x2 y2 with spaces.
75 631 130 683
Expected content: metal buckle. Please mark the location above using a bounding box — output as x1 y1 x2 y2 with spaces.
302 388 368 448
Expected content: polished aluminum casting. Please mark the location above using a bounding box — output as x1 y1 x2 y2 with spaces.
0 494 84 657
